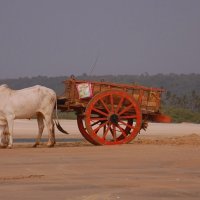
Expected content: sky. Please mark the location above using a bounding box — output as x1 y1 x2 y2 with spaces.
0 0 200 79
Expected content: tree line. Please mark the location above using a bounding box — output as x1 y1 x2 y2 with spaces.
1 73 200 123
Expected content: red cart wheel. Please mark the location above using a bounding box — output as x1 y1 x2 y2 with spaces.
85 90 142 145
77 115 99 145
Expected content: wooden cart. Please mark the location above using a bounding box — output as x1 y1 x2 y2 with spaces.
57 76 171 145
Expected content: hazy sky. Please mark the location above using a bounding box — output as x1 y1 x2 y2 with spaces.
0 0 200 78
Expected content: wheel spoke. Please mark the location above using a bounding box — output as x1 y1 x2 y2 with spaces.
115 96 124 113
111 124 117 141
118 104 133 116
103 123 111 139
93 120 109 133
90 117 108 121
90 120 101 127
99 99 110 113
92 107 109 117
116 124 127 137
110 94 114 112
119 119 135 130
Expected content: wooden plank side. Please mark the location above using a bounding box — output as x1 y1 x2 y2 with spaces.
62 78 163 113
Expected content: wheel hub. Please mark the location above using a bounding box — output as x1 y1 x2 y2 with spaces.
109 114 119 125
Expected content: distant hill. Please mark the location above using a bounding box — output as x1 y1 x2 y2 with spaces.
1 73 200 95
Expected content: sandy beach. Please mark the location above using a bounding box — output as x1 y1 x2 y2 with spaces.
0 120 200 200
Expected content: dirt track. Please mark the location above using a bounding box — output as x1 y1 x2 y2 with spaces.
0 120 200 200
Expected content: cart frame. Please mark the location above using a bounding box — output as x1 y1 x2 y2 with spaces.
57 76 171 145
